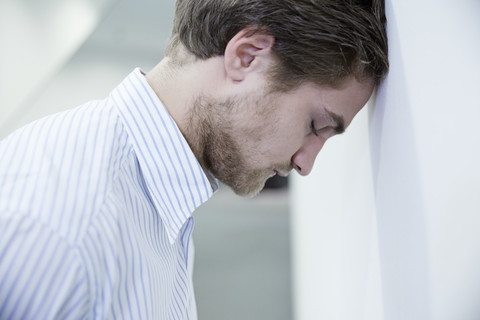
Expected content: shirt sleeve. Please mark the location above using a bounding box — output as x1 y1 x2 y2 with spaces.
0 211 91 319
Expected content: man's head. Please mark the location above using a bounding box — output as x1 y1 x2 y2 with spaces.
157 0 388 197
166 0 388 91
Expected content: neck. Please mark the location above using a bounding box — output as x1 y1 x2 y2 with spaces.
144 55 226 167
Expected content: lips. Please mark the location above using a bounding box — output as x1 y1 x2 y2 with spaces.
273 169 288 177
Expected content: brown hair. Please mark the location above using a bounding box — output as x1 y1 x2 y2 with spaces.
166 0 389 91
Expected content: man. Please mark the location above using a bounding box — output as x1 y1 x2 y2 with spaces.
0 0 388 318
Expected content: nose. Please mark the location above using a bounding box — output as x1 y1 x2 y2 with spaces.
291 135 326 176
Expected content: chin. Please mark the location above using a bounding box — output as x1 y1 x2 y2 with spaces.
232 187 263 198
229 178 267 198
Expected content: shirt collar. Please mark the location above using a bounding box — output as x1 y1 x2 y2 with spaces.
110 68 215 243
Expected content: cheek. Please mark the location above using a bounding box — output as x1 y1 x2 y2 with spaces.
261 133 301 162
244 101 302 160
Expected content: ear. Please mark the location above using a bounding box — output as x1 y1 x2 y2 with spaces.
224 28 275 82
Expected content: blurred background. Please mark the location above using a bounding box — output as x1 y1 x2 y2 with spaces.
0 1 292 319
2 1 480 320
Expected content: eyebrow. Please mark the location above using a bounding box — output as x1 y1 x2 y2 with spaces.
326 109 345 134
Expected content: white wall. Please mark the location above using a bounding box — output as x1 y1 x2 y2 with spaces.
291 1 480 319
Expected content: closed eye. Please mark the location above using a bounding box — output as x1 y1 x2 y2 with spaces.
311 120 338 139
310 120 319 136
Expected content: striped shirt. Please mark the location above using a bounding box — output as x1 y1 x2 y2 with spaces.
0 68 215 319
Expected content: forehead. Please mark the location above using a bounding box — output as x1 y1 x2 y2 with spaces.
285 77 375 126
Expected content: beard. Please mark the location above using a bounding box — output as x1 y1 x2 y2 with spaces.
183 93 291 197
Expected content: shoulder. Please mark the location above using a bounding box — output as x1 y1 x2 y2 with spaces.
0 98 132 243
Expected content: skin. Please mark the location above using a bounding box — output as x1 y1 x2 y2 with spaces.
146 29 374 197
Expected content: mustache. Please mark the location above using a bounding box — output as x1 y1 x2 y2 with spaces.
274 162 294 175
